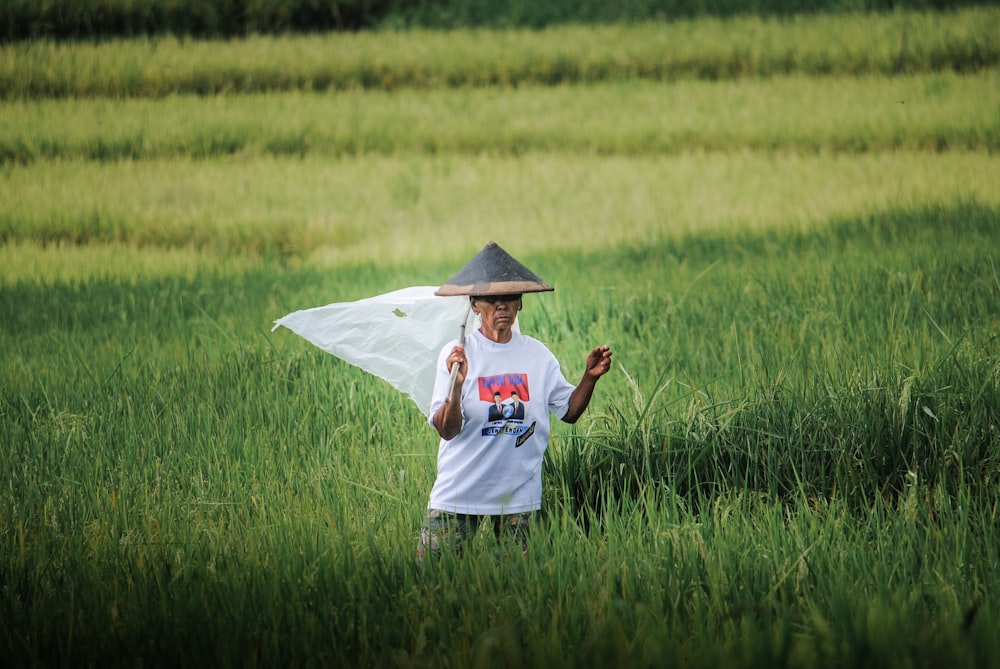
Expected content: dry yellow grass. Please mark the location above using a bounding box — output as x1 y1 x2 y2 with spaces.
2 150 997 284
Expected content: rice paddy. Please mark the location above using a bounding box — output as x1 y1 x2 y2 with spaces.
1 7 998 668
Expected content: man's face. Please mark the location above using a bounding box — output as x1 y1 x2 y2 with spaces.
473 294 522 339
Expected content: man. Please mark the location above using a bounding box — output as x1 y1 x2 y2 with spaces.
507 390 525 420
417 242 613 563
488 390 505 422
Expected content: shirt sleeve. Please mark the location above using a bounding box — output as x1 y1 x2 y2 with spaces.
545 351 576 420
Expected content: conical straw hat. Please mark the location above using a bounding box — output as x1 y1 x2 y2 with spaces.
435 242 554 296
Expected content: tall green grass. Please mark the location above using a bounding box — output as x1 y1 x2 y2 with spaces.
534 203 1000 502
2 7 997 667
2 205 997 667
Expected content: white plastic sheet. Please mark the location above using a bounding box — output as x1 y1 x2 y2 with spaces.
272 286 470 416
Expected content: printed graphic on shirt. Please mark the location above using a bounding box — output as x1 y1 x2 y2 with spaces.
478 373 533 445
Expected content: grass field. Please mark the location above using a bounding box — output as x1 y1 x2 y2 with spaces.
1 8 999 668
4 72 1000 164
3 9 999 97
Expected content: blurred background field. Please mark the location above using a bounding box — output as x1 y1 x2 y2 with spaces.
1 3 999 668
2 150 998 277
3 9 999 97
4 72 999 163
2 0 996 39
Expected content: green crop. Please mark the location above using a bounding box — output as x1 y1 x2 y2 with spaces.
2 9 998 669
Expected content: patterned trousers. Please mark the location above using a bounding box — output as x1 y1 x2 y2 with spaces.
417 509 534 564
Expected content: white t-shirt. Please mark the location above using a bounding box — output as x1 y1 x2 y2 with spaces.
426 328 576 514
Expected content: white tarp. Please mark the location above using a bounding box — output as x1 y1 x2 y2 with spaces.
272 286 470 416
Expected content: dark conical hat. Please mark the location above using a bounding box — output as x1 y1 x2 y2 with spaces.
435 242 554 296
